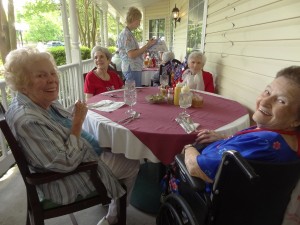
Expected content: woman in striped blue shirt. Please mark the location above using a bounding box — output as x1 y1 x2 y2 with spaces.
4 47 140 225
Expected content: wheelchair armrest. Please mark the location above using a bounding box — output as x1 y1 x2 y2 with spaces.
214 150 259 184
26 161 99 185
175 154 206 192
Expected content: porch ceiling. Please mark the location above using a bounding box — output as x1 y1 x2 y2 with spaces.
106 0 164 22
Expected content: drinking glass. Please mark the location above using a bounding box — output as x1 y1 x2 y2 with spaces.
125 79 136 90
160 74 169 88
124 80 137 116
179 92 193 117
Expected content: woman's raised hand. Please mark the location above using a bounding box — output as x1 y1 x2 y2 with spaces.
72 100 88 124
147 38 157 49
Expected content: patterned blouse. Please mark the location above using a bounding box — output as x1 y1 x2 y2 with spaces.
117 26 143 72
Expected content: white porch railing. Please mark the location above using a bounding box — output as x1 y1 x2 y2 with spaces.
0 58 94 176
0 81 15 177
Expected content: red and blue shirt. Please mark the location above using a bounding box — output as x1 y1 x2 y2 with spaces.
197 126 300 180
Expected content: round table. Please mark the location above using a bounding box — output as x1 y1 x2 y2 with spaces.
83 87 250 213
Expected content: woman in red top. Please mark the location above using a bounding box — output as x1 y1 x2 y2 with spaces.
84 46 124 100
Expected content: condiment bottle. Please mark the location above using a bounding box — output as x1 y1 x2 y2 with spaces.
174 82 183 106
152 57 156 68
167 88 174 104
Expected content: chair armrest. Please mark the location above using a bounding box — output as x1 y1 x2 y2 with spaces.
175 154 206 192
26 161 98 185
220 150 259 181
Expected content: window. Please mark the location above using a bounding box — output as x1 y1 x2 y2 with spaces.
149 19 165 39
186 0 205 53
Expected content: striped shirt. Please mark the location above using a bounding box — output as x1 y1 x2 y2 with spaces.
6 93 125 205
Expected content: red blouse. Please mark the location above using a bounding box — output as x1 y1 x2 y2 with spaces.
84 70 124 96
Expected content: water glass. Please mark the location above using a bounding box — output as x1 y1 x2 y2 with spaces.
125 79 136 90
160 74 169 88
179 92 193 117
124 88 137 116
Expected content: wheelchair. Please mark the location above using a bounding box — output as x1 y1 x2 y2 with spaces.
156 150 300 225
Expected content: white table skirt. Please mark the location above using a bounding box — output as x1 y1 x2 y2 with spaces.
141 69 158 86
83 111 249 163
83 110 161 163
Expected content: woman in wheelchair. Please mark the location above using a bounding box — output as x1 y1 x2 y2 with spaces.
4 48 140 225
184 65 300 183
157 66 300 225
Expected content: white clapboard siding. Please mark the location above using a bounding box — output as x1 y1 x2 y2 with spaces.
206 0 300 33
142 0 190 59
207 0 295 25
171 0 189 61
143 1 172 48
205 40 300 62
206 18 300 43
203 0 300 115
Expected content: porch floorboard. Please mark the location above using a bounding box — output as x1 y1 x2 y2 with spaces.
0 164 156 225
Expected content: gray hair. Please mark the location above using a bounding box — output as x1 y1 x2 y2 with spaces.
276 65 300 131
188 51 207 67
162 51 175 63
276 66 300 86
91 46 112 60
4 47 58 92
126 7 142 24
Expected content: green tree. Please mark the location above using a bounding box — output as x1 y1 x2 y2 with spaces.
77 0 98 48
18 0 62 43
24 15 62 42
133 28 143 43
0 0 16 63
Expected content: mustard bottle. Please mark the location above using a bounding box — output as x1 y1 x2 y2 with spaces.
174 82 183 105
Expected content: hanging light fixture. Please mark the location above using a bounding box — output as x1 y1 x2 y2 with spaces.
172 4 181 28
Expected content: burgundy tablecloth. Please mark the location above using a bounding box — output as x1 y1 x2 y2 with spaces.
87 87 248 164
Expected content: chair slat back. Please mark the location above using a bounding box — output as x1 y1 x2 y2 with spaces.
159 59 184 86
0 103 31 181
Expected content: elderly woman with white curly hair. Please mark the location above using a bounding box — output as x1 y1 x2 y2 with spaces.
4 47 140 225
181 51 215 93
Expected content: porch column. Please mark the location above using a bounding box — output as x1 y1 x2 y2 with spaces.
69 0 81 63
60 0 71 64
142 8 146 45
116 16 120 39
101 1 109 47
68 0 84 100
95 0 109 47
99 9 105 46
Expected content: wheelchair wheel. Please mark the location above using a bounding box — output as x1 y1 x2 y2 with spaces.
156 194 199 225
156 202 184 225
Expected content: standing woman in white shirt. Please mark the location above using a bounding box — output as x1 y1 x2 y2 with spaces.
117 7 156 87
181 51 215 93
